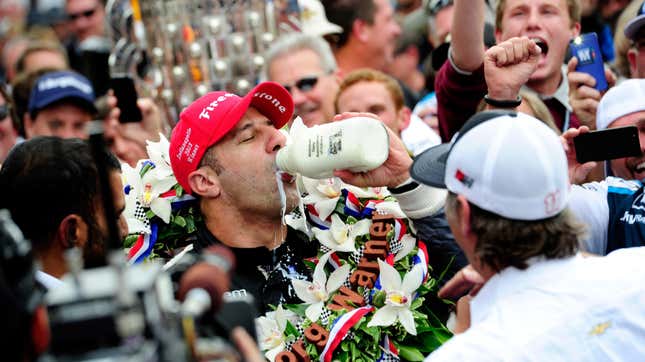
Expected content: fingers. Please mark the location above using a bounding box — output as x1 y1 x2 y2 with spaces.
567 56 578 74
487 37 537 67
568 68 598 89
605 68 617 89
438 265 484 300
231 327 264 362
452 295 472 334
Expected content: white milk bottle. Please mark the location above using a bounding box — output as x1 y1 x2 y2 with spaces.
276 116 389 179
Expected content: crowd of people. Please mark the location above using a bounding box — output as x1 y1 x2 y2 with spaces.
1 0 645 360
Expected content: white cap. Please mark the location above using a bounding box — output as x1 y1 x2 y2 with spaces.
299 0 343 37
596 79 645 130
411 111 570 221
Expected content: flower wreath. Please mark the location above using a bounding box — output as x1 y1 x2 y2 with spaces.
257 177 452 362
121 134 200 263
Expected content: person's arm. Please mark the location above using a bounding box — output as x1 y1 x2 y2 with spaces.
433 0 488 141
450 0 486 71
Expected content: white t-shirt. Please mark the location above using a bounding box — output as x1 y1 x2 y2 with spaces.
425 248 645 361
36 270 64 289
401 114 441 156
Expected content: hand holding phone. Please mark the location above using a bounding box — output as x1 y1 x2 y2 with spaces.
110 76 143 123
569 33 608 92
574 126 641 163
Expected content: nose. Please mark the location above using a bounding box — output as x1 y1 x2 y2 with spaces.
59 127 78 139
392 21 402 37
290 87 307 107
266 127 287 154
118 214 128 240
526 9 542 30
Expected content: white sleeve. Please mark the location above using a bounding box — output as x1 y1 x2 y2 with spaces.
389 179 447 219
569 183 609 255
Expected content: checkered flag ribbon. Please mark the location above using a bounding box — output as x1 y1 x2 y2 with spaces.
362 288 372 304
285 339 295 351
320 244 331 253
342 272 352 288
345 331 356 341
319 308 333 326
134 201 150 228
380 351 400 362
389 237 403 254
351 245 365 263
295 321 305 336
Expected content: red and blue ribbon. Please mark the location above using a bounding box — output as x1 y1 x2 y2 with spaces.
320 305 374 362
127 223 158 264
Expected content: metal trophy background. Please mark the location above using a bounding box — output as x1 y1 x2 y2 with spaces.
106 0 301 128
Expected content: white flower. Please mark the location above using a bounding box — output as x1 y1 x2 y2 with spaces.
344 184 391 199
375 201 407 219
255 305 299 361
145 134 175 180
301 177 344 221
313 214 371 253
367 260 424 335
292 252 351 322
394 234 417 262
121 160 176 225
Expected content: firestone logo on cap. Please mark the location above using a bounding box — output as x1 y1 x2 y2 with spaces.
253 91 288 114
198 93 236 121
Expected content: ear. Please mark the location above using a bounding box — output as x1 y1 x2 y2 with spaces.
406 45 419 60
24 113 35 139
628 49 638 77
188 167 221 198
455 194 476 250
31 306 50 355
352 19 370 43
570 21 581 38
333 68 343 85
56 214 89 250
398 107 412 132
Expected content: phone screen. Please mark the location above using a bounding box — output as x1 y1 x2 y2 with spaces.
574 126 641 163
110 76 143 123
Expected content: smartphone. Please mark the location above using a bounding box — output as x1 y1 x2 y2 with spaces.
110 76 143 123
574 126 641 163
569 33 608 92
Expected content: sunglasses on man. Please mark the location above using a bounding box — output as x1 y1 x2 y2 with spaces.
68 7 98 21
0 104 9 120
281 75 323 94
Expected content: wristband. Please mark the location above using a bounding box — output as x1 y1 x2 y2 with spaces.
387 179 419 194
483 94 522 108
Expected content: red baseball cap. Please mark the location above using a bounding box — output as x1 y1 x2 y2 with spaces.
169 81 294 194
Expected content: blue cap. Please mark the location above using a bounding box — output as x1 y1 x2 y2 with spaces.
625 1 645 40
28 71 97 115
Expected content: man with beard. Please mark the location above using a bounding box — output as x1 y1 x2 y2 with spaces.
434 0 582 141
0 137 127 288
169 81 459 314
